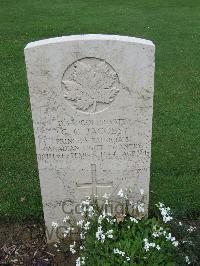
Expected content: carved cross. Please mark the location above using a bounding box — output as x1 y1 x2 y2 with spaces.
76 164 113 196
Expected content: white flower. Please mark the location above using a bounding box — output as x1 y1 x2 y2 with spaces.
96 226 106 243
77 220 84 227
165 233 179 247
187 226 196 233
80 198 95 217
80 232 85 239
113 248 125 256
84 221 90 230
106 229 113 239
143 238 157 252
101 233 105 242
152 226 166 239
152 232 159 238
149 242 156 248
70 241 76 254
143 238 150 251
98 215 104 224
88 206 95 217
81 256 85 265
52 221 59 228
117 189 124 198
156 245 161 250
130 217 138 223
185 256 191 265
63 228 70 237
178 221 183 226
171 237 176 242
156 202 173 223
76 257 80 266
172 241 179 247
166 233 172 241
63 215 70 223
144 243 150 251
138 203 145 213
81 200 90 206
126 256 130 261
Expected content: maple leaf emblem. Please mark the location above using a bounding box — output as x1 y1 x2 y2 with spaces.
62 58 120 113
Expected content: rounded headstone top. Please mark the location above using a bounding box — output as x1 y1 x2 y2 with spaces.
24 34 155 50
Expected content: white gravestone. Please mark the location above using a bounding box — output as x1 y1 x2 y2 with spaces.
24 35 155 242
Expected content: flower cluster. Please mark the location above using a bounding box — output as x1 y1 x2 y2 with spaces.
106 229 114 239
84 221 90 231
143 238 161 251
185 255 191 265
63 227 72 238
52 188 197 265
130 217 138 223
187 225 196 233
152 225 166 238
113 248 130 262
77 219 84 227
98 211 113 224
96 226 114 242
156 202 173 223
165 232 179 247
69 241 76 254
137 202 145 213
80 196 95 217
96 226 105 242
151 225 179 247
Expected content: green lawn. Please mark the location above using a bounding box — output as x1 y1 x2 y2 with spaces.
0 0 200 222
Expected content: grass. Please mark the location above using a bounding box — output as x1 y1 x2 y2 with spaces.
0 0 200 221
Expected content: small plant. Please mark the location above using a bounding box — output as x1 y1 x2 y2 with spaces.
52 189 199 265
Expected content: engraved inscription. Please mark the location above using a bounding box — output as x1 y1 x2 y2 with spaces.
36 117 151 166
37 117 150 165
61 57 121 113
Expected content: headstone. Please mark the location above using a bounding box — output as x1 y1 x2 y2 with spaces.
24 35 155 242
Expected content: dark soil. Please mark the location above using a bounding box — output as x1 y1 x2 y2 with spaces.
0 222 76 266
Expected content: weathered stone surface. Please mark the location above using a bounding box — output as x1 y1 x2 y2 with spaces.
24 34 155 242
